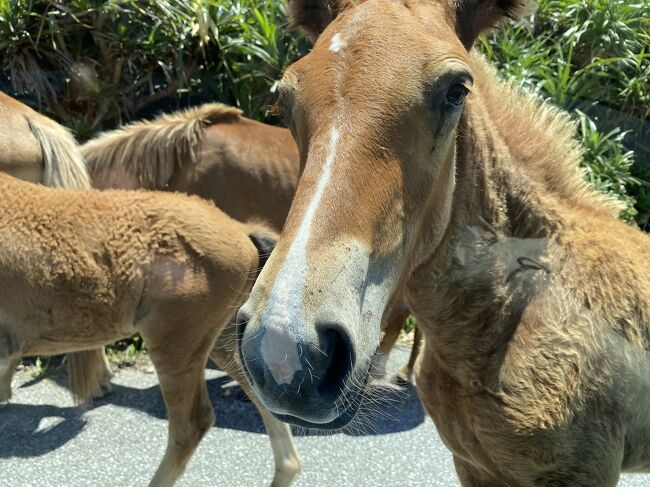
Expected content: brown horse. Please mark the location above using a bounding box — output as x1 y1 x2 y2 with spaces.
81 103 415 393
236 0 650 484
0 91 115 400
83 103 298 230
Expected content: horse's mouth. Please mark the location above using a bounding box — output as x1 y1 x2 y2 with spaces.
269 382 366 430
238 322 377 430
270 359 374 431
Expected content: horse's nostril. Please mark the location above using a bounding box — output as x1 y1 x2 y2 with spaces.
316 324 355 399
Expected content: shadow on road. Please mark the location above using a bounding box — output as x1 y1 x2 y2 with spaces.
91 373 426 437
1 353 425 459
0 402 86 458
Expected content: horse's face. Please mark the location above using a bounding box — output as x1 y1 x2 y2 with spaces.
238 0 533 428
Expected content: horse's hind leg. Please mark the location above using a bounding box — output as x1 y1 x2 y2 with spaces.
142 317 217 487
394 325 422 385
91 348 113 396
0 329 20 403
210 325 301 487
0 356 19 403
371 304 410 380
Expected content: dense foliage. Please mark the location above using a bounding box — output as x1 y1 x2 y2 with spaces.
0 0 308 138
0 0 648 225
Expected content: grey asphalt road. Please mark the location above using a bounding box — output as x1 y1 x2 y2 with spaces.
0 347 648 487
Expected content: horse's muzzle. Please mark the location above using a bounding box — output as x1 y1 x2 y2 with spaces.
237 308 358 428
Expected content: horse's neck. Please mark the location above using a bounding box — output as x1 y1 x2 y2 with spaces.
407 94 567 378
455 101 564 240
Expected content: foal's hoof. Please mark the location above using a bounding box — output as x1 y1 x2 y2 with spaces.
91 381 113 399
390 367 412 388
221 381 251 402
0 392 11 404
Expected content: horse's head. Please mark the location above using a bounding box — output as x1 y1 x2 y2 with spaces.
238 0 534 428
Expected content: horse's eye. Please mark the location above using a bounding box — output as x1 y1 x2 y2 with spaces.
446 83 469 108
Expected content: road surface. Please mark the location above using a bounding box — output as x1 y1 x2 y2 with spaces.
1 348 648 486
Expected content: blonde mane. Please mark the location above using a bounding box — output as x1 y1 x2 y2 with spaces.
27 115 91 189
471 52 623 217
82 103 242 189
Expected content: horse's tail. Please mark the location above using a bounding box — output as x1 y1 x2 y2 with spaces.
27 116 91 189
67 349 113 405
82 103 242 189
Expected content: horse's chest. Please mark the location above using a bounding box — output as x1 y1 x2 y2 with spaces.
415 352 503 468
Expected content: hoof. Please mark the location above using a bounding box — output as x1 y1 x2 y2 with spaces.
91 381 113 399
390 367 412 388
0 387 12 404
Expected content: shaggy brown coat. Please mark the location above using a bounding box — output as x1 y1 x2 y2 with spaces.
0 95 301 486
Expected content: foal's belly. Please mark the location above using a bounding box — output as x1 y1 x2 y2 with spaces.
1 282 142 357
21 308 138 356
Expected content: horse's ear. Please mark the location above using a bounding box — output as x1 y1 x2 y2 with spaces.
451 0 536 50
288 0 350 40
248 228 278 272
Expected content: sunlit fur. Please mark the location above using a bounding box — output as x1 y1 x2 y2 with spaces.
240 0 650 484
73 103 299 404
0 92 103 402
0 91 90 189
83 103 298 229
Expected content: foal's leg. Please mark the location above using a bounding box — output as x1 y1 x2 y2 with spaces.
371 305 410 379
0 329 20 403
0 356 19 403
394 325 422 385
142 319 217 487
93 348 113 396
210 327 301 487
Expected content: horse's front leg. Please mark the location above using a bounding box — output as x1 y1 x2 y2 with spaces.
141 311 218 487
0 329 20 403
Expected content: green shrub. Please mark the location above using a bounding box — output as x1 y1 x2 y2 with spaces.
0 0 308 138
1 0 647 224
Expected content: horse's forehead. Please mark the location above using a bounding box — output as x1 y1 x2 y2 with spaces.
327 0 376 48
295 1 458 91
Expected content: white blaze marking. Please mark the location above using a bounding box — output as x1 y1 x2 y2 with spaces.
261 127 340 385
329 33 346 53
